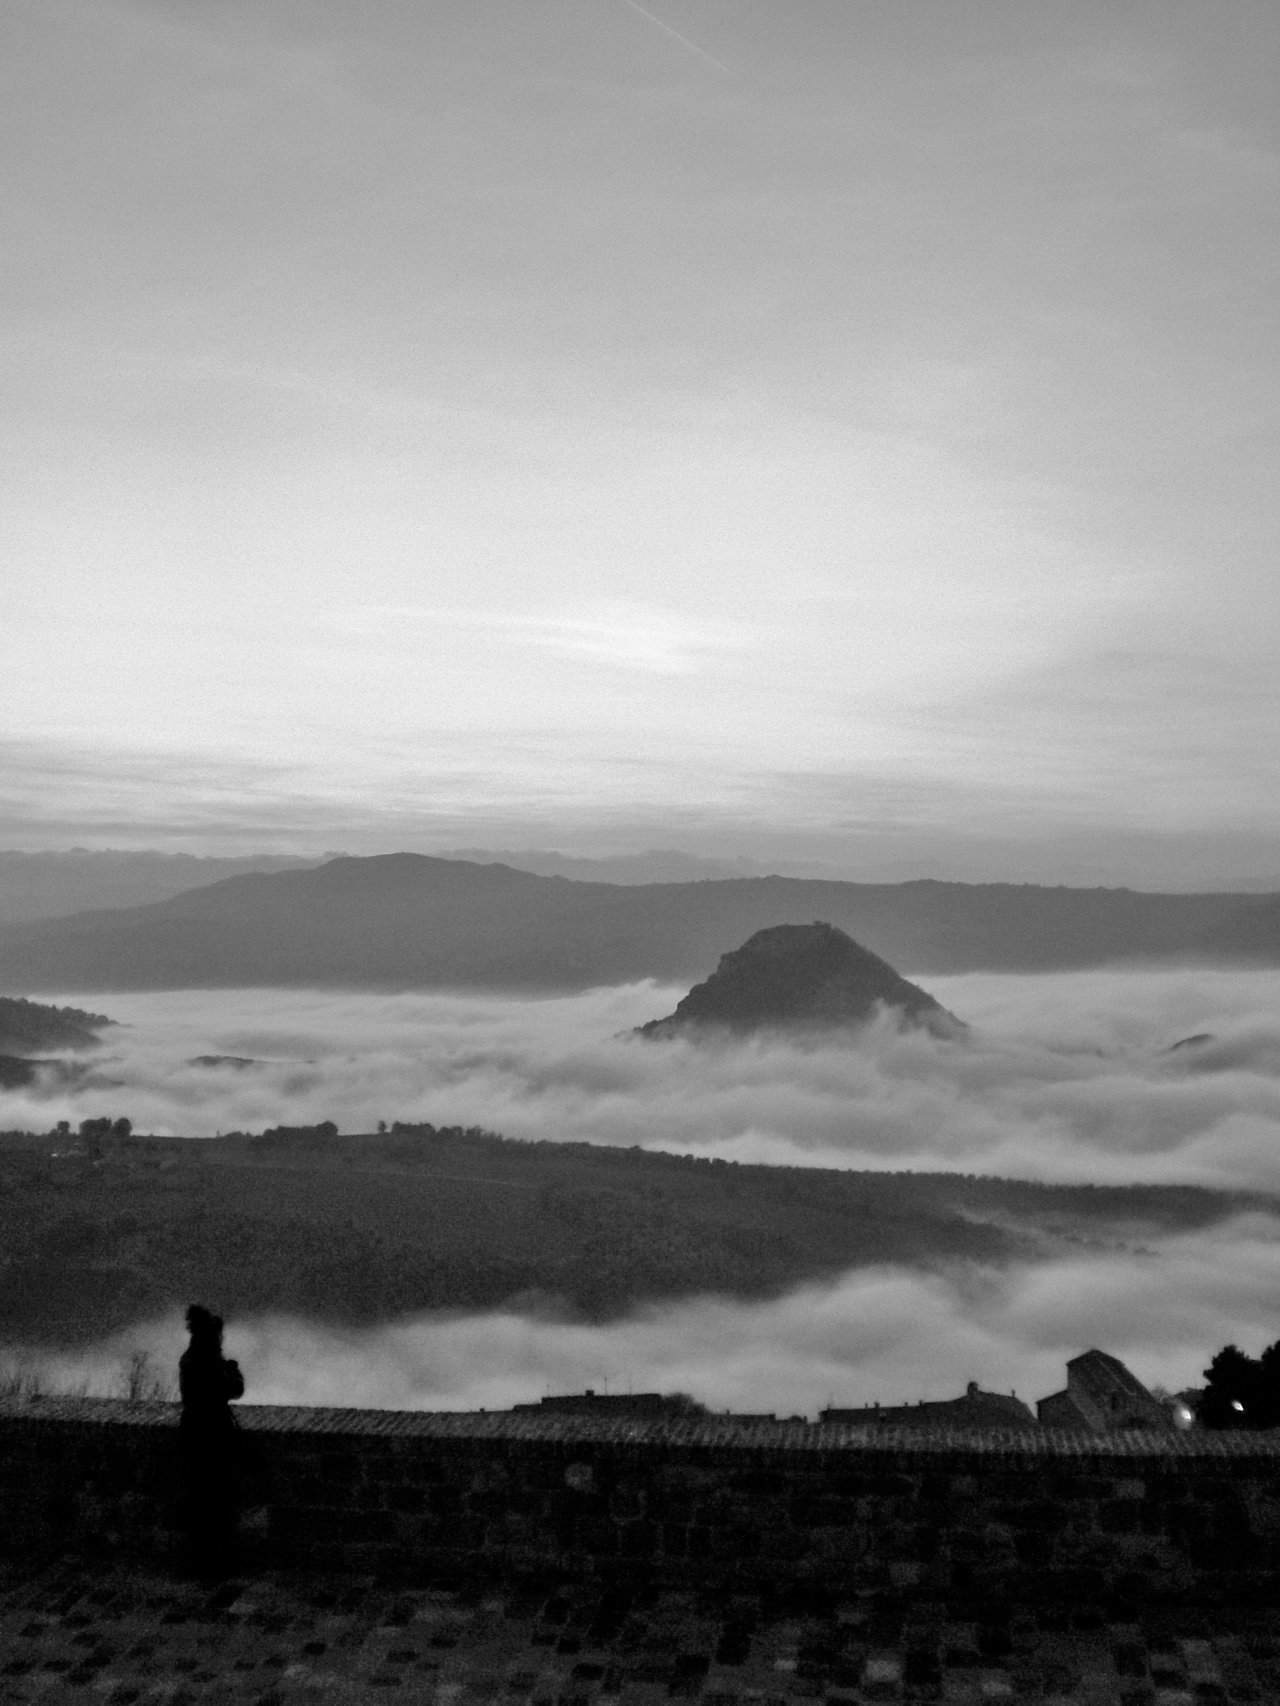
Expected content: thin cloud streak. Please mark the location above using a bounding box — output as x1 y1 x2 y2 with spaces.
613 0 736 76
325 602 757 677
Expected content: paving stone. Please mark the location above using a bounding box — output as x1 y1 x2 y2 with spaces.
2 1566 1280 1703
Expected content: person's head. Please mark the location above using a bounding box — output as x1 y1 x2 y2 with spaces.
185 1304 223 1343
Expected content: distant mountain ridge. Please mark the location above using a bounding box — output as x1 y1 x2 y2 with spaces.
0 853 1279 991
637 923 962 1038
0 849 329 924
437 847 769 884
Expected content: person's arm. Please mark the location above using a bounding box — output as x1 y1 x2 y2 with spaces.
223 1358 245 1401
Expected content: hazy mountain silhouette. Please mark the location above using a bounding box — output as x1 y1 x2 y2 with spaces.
0 853 1278 992
636 922 962 1039
0 849 330 925
438 847 770 884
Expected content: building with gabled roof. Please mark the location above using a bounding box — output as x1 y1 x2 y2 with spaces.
822 1381 1037 1429
1036 1348 1174 1431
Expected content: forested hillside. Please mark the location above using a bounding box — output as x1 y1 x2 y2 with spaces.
0 996 112 1053
0 1122 1252 1345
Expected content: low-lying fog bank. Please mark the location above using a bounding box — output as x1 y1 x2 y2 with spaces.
10 1214 1280 1415
6 969 1280 1190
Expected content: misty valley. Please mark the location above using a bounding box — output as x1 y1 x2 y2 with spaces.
0 1121 1243 1344
5 927 1280 1413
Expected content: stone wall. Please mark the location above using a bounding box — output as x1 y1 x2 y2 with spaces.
4 1397 1280 1605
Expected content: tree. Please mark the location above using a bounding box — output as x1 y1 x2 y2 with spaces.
1201 1342 1280 1429
78 1115 112 1158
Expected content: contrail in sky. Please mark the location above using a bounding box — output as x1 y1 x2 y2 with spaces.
614 0 736 75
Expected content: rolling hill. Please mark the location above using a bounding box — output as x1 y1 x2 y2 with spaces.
0 1122 1255 1345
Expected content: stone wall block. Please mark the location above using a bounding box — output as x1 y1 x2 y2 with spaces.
618 1517 659 1557
791 1492 862 1526
430 1515 486 1551
660 1521 688 1558
1099 1499 1142 1534
492 1486 544 1519
425 1485 464 1516
1014 1527 1054 1567
686 1524 719 1560
468 1459 514 1495
468 1486 515 1518
762 1523 811 1563
6 1404 1280 1592
654 1464 719 1494
1240 1486 1280 1540
730 1470 784 1496
551 1488 609 1523
320 1451 360 1485
273 1505 339 1544
807 1523 869 1566
608 1481 646 1522
575 1516 620 1556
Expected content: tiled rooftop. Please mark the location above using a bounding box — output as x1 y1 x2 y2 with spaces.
9 1393 1280 1457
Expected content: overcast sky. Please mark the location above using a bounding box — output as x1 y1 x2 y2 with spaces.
5 0 1278 880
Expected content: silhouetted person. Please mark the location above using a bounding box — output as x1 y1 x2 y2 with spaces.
178 1304 244 1577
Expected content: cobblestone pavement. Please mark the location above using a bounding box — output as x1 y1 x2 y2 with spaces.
3 1559 1280 1704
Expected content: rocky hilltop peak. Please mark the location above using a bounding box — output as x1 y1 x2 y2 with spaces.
636 921 963 1040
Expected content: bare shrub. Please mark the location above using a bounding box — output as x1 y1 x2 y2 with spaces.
120 1348 174 1402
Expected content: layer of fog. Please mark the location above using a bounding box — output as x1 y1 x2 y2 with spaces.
18 1214 1280 1415
8 968 1280 1191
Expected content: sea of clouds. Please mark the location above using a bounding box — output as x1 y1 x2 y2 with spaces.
19 1215 1280 1417
7 968 1280 1410
9 968 1280 1188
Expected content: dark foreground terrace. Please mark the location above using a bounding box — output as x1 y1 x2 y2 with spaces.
5 1552 1279 1704
5 1396 1280 1701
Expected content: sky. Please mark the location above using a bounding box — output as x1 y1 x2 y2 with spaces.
5 0 1280 882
